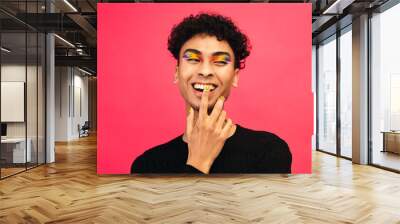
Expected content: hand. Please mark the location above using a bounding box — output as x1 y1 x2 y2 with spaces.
185 87 236 174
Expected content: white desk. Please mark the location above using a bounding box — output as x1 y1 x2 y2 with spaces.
1 138 31 163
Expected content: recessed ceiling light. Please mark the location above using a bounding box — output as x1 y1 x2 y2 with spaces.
63 0 78 12
78 67 93 76
323 0 355 15
1 47 11 53
54 34 75 48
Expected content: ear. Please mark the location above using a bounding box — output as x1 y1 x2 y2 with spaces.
232 68 239 87
173 66 178 84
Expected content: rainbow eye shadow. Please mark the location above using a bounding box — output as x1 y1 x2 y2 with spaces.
211 54 231 64
183 51 201 61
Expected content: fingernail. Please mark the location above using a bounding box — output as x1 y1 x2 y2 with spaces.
219 96 225 101
204 85 210 92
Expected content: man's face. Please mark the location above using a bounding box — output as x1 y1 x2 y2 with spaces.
174 34 239 112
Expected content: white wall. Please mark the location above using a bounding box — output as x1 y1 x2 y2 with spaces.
55 66 70 141
72 72 89 138
1 65 25 133
55 66 89 141
1 65 39 137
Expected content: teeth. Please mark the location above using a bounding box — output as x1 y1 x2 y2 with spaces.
193 83 215 91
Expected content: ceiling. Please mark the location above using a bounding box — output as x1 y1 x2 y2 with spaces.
0 0 393 75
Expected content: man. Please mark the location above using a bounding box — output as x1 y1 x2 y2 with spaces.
131 13 291 174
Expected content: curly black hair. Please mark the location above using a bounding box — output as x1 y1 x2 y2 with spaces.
168 13 251 69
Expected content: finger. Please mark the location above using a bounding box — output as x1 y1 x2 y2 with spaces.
209 96 225 124
215 110 226 132
198 86 210 122
221 118 233 137
229 123 237 137
186 107 194 136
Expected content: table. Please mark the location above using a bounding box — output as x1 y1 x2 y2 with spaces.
381 131 400 154
1 138 32 163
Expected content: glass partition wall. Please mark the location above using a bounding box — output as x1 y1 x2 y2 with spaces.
339 26 352 159
0 1 46 179
316 26 353 159
317 35 337 155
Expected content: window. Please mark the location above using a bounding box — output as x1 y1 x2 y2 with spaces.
371 2 400 171
317 35 337 154
339 27 352 158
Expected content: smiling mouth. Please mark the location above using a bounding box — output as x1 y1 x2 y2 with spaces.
191 83 218 92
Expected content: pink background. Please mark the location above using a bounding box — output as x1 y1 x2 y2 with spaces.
98 3 312 174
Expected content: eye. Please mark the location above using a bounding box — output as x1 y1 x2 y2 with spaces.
214 61 228 66
187 58 200 63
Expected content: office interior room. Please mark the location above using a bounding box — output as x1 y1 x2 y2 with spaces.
0 0 97 179
0 0 400 223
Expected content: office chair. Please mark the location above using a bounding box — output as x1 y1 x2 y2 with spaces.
79 121 90 138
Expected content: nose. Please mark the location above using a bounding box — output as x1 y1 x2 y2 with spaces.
198 61 214 77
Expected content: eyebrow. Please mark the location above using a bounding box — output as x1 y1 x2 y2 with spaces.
183 49 201 55
182 49 232 58
211 51 231 59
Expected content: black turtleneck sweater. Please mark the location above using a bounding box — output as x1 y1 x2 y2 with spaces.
131 124 291 174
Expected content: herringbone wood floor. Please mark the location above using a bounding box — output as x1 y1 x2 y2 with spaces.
1 134 400 224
